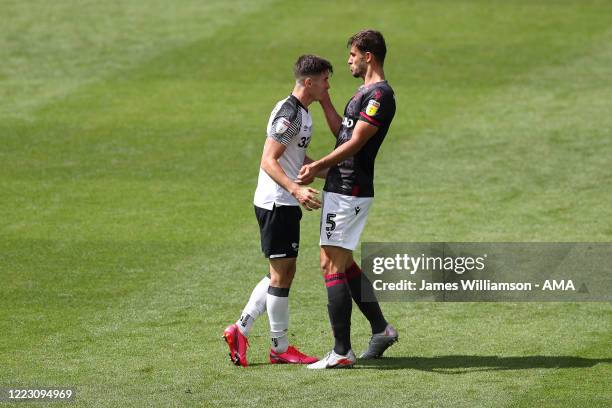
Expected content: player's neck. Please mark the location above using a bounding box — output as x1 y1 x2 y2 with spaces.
292 86 313 108
363 67 385 86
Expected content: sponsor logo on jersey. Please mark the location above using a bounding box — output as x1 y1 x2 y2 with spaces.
275 118 291 134
342 117 355 128
366 100 380 116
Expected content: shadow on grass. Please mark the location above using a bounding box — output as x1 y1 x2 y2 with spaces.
357 355 612 373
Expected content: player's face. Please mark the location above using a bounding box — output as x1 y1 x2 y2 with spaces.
348 45 367 78
309 71 331 101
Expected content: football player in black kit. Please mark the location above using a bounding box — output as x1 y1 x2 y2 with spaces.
299 29 398 369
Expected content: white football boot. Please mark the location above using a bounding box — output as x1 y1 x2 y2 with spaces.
307 349 356 369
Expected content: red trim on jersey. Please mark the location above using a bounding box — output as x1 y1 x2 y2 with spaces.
351 185 361 196
359 112 381 127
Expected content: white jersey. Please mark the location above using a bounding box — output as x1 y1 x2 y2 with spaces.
254 95 313 210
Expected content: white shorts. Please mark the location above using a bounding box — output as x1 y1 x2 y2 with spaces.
319 191 373 251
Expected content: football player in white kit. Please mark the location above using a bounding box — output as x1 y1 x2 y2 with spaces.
223 55 332 366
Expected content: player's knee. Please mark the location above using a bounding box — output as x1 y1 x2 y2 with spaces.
320 257 330 275
320 258 342 276
282 272 295 286
270 274 292 288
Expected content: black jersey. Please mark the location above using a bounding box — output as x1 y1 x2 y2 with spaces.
323 81 396 197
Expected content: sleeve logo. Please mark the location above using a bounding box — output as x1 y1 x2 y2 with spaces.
366 100 380 116
275 118 291 134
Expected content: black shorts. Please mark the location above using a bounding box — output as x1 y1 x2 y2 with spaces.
254 204 302 259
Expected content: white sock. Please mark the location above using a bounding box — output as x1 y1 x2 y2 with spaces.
267 286 290 353
236 274 270 337
271 332 289 354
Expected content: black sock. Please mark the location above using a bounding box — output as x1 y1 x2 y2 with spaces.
346 262 388 334
324 272 352 355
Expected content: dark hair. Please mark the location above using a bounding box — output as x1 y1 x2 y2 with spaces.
347 29 387 64
293 55 333 80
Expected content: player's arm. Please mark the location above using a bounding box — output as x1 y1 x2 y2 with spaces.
319 91 342 137
298 121 378 184
304 155 329 179
260 138 321 210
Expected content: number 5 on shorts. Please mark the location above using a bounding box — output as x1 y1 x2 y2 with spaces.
325 213 336 231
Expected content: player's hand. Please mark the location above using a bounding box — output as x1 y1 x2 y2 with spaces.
297 163 317 185
292 186 321 211
319 89 332 105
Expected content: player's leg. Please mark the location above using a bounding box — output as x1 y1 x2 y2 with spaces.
223 204 282 367
224 273 268 367
308 245 356 369
308 191 396 368
309 192 364 369
266 257 295 355
345 255 398 359
345 255 387 333
260 205 318 364
322 245 353 354
236 273 270 337
265 257 317 364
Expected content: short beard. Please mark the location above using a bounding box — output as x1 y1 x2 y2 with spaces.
352 63 365 78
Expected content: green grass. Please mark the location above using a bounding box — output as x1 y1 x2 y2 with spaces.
1 0 611 406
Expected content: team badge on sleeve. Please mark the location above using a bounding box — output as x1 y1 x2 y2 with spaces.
366 100 380 116
275 118 291 134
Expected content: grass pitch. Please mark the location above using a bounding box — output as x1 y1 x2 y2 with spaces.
1 1 611 406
